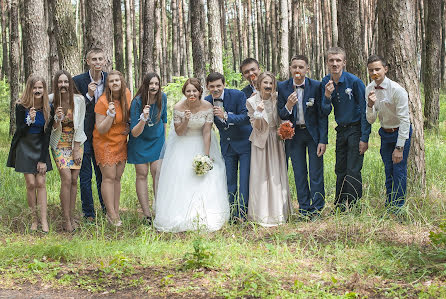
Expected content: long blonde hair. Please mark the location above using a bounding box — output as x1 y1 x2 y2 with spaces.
104 70 129 122
18 74 51 128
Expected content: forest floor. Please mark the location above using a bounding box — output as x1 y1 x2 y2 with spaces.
0 83 445 298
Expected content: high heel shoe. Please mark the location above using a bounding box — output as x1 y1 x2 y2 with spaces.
106 214 122 227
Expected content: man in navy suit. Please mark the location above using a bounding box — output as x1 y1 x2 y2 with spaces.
204 72 252 221
240 58 261 99
277 55 328 217
73 47 108 220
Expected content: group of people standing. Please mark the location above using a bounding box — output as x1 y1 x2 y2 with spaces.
6 46 412 233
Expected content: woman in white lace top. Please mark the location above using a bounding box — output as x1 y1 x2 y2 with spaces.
154 78 229 232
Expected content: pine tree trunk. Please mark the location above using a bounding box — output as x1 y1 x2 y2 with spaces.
131 0 139 84
220 0 227 53
178 0 186 75
161 0 169 83
256 0 264 65
278 0 288 80
337 0 366 81
9 0 19 136
378 0 426 191
153 0 161 76
207 0 223 73
270 0 277 74
142 0 155 74
265 0 271 70
423 0 442 129
171 0 179 76
52 0 81 75
47 0 59 89
331 0 338 47
113 0 125 73
231 3 239 72
1 0 9 80
22 0 49 81
85 0 113 72
419 0 426 82
124 0 133 93
190 0 205 85
440 0 445 86
236 0 243 64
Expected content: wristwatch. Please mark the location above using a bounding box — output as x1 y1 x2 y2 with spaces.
395 146 404 152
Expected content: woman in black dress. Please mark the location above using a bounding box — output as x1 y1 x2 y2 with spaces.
7 75 55 233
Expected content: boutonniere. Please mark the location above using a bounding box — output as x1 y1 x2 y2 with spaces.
306 98 315 107
345 88 353 100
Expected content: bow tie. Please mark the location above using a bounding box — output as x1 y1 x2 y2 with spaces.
375 85 384 90
295 85 305 89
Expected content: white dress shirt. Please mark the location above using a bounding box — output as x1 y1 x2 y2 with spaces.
365 76 410 147
86 70 105 103
285 81 305 125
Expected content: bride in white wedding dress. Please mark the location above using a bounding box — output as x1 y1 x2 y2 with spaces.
154 78 229 232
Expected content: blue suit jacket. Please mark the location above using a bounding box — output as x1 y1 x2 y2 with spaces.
73 71 108 141
204 89 252 156
277 77 328 144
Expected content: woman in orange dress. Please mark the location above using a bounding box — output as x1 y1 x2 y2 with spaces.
93 70 131 226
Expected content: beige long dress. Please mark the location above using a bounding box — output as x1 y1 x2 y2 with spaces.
246 94 291 227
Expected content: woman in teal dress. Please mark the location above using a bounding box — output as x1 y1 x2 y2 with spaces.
128 72 167 224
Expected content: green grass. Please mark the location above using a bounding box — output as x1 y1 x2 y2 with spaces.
0 81 445 297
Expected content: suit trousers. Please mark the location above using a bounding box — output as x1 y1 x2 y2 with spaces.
286 128 325 215
223 144 250 220
379 127 412 209
79 140 105 218
334 123 363 210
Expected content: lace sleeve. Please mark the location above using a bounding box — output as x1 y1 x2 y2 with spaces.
173 109 183 123
205 109 214 123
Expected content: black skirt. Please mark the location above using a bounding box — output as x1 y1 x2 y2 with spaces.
11 133 53 173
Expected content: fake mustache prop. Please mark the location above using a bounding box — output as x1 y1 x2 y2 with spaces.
150 88 157 92
34 91 42 96
60 87 68 92
371 74 379 80
264 87 273 91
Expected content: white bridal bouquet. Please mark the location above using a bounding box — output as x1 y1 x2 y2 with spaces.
192 154 214 176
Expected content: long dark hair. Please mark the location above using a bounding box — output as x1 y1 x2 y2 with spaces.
52 70 79 112
134 72 162 122
104 70 129 122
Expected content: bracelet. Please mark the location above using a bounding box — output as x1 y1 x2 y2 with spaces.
139 113 149 122
54 114 65 122
25 115 35 126
107 110 116 118
253 111 263 119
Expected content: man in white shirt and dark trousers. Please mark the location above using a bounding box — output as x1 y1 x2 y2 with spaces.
365 55 412 211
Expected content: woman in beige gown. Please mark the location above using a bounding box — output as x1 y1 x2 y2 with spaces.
246 72 291 226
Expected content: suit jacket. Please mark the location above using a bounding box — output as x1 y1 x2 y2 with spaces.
73 71 108 141
241 84 254 99
204 88 252 156
277 77 328 145
246 93 280 149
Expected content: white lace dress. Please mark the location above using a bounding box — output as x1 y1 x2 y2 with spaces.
154 108 230 232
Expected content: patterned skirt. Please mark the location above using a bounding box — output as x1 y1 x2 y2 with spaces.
52 126 83 169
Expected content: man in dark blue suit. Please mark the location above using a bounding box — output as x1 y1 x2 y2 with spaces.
73 47 108 220
240 58 261 99
277 55 328 217
204 72 252 221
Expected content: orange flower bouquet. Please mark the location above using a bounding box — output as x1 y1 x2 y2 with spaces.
277 121 295 140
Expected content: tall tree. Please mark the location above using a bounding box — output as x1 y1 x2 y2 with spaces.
337 0 366 81
1 0 9 79
8 0 19 135
190 0 205 85
22 0 49 80
424 0 442 129
441 0 445 86
153 0 161 75
113 0 125 73
331 0 338 47
161 0 170 83
171 0 179 76
124 0 133 93
47 0 59 87
278 0 289 80
52 0 82 75
378 0 426 190
85 0 113 71
207 0 223 73
142 0 155 74
131 0 139 84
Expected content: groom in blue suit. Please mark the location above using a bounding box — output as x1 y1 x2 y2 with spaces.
205 72 252 221
277 55 328 217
